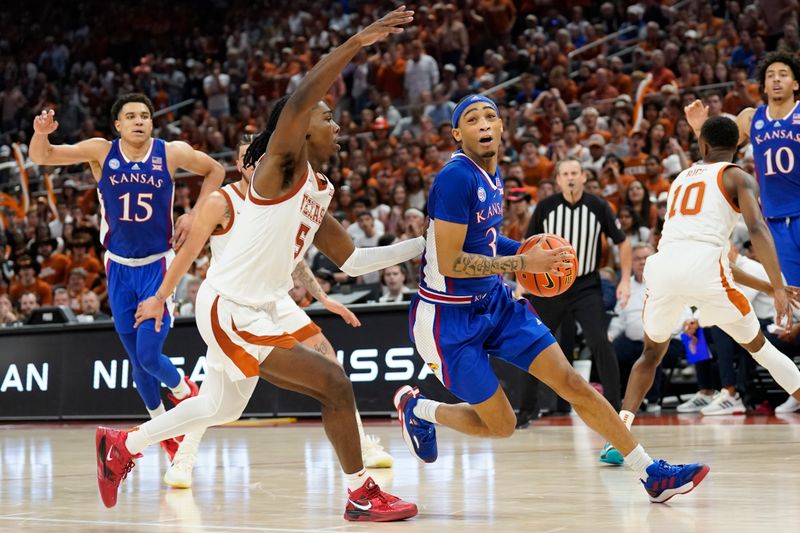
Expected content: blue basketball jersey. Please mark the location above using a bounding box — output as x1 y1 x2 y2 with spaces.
420 151 505 298
97 138 174 258
750 102 800 218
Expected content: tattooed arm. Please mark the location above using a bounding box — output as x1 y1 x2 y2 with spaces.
292 259 361 327
435 219 573 278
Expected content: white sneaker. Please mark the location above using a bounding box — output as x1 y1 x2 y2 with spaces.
774 395 800 413
362 434 394 468
163 451 197 489
700 389 746 416
676 391 716 413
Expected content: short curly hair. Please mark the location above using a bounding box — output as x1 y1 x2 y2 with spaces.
757 51 800 95
110 93 155 134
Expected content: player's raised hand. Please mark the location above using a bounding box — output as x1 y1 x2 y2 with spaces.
321 296 361 327
784 285 800 309
355 6 414 47
522 243 574 276
134 296 165 332
683 99 708 133
33 109 59 135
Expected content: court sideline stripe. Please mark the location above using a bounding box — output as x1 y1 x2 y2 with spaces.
0 515 343 532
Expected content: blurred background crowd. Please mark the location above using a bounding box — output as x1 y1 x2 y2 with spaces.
0 0 798 329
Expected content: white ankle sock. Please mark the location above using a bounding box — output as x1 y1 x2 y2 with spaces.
345 468 368 492
619 410 635 431
171 378 191 400
625 444 654 480
413 399 440 424
125 427 148 455
147 404 166 419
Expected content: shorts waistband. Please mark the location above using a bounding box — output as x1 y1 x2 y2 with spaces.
417 286 489 305
105 249 172 267
765 214 800 223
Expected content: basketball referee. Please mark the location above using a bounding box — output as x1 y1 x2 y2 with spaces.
517 157 631 423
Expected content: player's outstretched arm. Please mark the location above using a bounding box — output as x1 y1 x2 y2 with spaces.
255 7 413 197
133 193 228 332
728 166 792 327
30 109 109 168
735 107 755 146
313 212 425 276
434 219 573 278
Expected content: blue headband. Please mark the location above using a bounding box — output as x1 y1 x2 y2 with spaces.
451 95 499 129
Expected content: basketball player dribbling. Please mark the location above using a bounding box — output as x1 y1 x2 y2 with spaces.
94 8 421 521
135 134 404 489
599 116 800 465
30 94 225 458
393 94 709 504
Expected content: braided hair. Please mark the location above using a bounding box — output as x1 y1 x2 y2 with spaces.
242 95 291 169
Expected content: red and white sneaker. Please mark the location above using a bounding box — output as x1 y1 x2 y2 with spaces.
344 477 417 522
160 436 183 462
96 427 142 508
166 376 199 407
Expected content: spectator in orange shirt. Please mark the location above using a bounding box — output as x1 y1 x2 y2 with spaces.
600 155 636 210
504 188 532 242
65 267 89 314
18 291 40 323
67 237 102 288
588 68 620 115
420 144 444 177
518 139 555 186
609 57 632 95
643 155 672 199
722 68 759 115
648 50 676 92
623 131 648 182
9 255 52 306
36 236 71 287
289 277 312 308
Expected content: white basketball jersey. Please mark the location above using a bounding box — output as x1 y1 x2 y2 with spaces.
659 162 741 250
209 182 246 260
207 162 334 307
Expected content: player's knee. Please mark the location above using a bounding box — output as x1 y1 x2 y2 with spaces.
317 361 353 407
491 417 516 438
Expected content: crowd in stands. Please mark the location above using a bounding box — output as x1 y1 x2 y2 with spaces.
1 0 799 409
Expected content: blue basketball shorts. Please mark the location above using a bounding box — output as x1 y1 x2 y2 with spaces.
409 282 556 404
767 215 800 286
105 253 175 334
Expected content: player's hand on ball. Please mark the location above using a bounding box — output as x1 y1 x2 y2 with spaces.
356 6 414 47
522 243 574 276
322 296 361 327
134 296 165 332
33 109 59 135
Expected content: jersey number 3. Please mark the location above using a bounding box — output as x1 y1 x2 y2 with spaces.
668 182 705 218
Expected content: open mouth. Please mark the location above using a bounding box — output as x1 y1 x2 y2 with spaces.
478 135 493 147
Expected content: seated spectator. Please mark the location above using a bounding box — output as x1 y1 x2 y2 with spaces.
0 293 21 327
66 267 89 314
36 235 71 287
67 236 102 287
17 291 40 323
53 287 70 307
599 155 635 210
608 243 686 408
643 155 672 199
9 255 52 306
379 264 413 303
624 180 658 228
314 269 337 295
289 278 311 308
504 188 532 242
585 135 607 174
178 278 202 317
78 290 111 322
518 139 555 187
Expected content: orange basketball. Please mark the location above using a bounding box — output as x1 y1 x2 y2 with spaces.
516 233 578 297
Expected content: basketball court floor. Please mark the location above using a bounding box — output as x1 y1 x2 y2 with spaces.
2 415 799 532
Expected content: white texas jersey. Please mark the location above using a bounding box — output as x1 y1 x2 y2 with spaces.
207 162 334 307
659 162 741 250
209 182 246 260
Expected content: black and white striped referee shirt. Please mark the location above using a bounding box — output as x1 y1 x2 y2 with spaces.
525 193 626 278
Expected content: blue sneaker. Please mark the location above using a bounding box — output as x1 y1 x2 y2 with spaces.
599 442 624 465
393 385 438 463
642 459 710 503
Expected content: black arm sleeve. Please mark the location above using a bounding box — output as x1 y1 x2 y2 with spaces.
525 201 547 238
